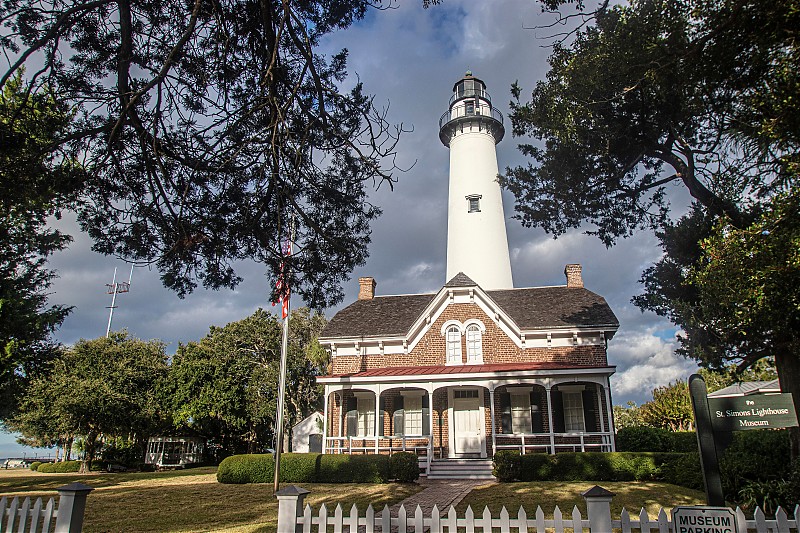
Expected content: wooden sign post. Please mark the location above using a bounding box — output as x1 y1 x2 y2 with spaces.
688 373 799 507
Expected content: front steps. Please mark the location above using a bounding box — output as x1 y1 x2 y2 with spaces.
425 459 495 480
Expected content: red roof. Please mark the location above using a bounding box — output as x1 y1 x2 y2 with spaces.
321 361 610 380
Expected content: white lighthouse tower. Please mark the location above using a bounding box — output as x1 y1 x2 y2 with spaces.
439 72 513 289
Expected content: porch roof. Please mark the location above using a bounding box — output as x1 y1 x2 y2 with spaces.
318 361 614 382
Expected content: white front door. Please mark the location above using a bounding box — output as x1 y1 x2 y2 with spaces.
453 394 482 455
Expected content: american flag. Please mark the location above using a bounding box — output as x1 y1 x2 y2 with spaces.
272 237 292 319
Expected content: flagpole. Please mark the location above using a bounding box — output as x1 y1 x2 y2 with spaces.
273 291 290 494
273 218 294 494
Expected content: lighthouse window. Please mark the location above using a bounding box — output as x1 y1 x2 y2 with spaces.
466 195 481 213
465 101 475 115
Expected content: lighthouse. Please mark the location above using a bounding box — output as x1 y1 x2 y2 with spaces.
439 72 513 289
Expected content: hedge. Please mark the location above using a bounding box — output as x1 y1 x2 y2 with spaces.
37 460 82 473
493 451 687 483
29 461 42 471
615 427 697 453
389 452 420 483
217 453 397 484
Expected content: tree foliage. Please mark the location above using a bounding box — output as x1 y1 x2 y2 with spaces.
163 308 327 455
0 71 80 414
9 332 168 471
0 0 406 306
640 380 694 431
505 0 799 244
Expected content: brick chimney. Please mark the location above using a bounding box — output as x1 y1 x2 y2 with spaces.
358 277 376 300
565 264 583 288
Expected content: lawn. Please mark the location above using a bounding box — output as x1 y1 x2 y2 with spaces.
1 468 708 531
456 480 707 519
0 467 422 532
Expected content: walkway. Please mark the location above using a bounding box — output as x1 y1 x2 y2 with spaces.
391 478 494 517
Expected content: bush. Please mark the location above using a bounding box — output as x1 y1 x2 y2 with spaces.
494 452 686 483
317 454 390 483
37 460 82 473
101 438 142 468
389 452 419 482
493 450 522 482
719 430 790 499
669 432 698 453
217 453 392 484
616 427 673 452
661 452 703 490
29 461 42 471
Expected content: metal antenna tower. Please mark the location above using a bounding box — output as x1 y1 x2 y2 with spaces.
106 265 134 337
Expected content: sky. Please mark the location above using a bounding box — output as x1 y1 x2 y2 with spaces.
1 1 700 458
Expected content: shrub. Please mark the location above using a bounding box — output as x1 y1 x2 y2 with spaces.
493 450 522 482
217 453 391 484
37 460 82 473
669 432 698 453
661 452 703 490
390 452 419 483
616 427 672 452
494 452 685 483
280 453 319 483
317 454 390 483
719 430 790 499
29 461 42 471
217 454 274 484
101 438 142 468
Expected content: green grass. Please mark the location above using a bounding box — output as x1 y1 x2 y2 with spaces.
456 481 707 519
0 467 422 532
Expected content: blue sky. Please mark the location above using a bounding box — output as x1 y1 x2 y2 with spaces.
1 1 698 458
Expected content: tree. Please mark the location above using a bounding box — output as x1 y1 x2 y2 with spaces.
0 0 407 307
9 332 168 471
164 308 327 455
640 380 694 431
613 401 644 430
506 0 800 454
0 71 81 416
504 0 798 244
689 192 800 455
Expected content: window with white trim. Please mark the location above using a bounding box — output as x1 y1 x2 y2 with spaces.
563 392 585 432
465 324 483 363
510 393 532 434
446 325 462 364
357 396 375 436
403 395 423 436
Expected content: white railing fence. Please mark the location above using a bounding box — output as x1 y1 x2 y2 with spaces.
0 482 92 533
276 485 800 533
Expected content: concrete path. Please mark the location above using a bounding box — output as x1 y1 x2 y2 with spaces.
391 478 495 517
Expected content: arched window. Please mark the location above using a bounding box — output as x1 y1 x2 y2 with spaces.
446 325 462 364
466 324 483 363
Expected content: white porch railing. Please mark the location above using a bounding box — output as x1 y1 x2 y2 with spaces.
276 485 800 533
495 431 614 454
324 436 431 456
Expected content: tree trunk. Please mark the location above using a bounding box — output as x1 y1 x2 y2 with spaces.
64 437 73 461
775 351 800 459
80 431 98 474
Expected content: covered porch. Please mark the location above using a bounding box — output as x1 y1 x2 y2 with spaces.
317 363 616 473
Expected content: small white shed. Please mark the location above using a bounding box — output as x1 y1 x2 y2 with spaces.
292 412 323 453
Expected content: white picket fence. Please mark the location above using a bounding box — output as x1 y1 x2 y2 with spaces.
276 485 800 533
0 483 93 533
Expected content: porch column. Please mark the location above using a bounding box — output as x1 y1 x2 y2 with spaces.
546 385 556 455
374 387 380 454
322 385 329 454
604 377 617 451
427 386 434 471
338 390 344 439
596 385 606 433
489 388 497 457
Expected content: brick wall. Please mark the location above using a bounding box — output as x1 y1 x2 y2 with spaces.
330 302 608 374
